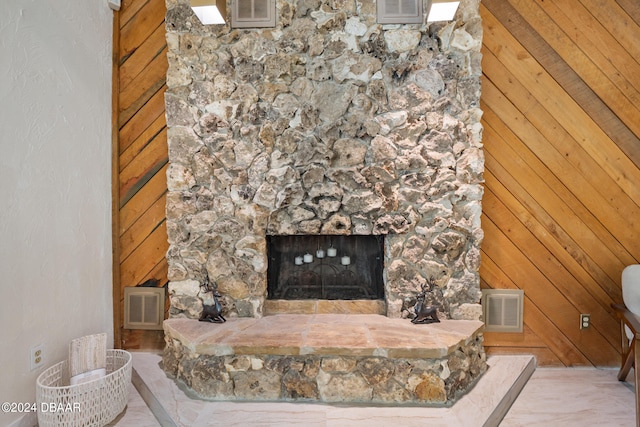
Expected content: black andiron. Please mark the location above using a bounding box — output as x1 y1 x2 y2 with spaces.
199 276 226 323
412 276 440 324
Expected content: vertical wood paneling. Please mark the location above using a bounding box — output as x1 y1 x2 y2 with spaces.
481 0 640 366
113 0 168 350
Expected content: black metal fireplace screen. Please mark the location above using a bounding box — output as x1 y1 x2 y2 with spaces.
266 235 384 300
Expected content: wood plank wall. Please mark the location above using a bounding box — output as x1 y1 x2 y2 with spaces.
112 0 169 349
480 0 640 366
110 0 640 364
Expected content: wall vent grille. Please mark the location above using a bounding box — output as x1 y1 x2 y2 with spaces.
232 0 276 28
377 0 423 24
124 287 165 330
481 289 524 333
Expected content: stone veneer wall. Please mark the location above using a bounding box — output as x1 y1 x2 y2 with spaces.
164 0 484 320
163 333 486 405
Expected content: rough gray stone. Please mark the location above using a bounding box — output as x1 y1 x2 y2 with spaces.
282 370 319 399
317 371 372 402
331 138 368 167
232 370 282 400
373 379 413 403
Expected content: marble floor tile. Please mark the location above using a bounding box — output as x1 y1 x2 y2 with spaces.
112 352 535 427
500 367 635 426
110 351 636 427
106 380 160 427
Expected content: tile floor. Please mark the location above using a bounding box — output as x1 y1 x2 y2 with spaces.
500 367 635 426
106 352 636 427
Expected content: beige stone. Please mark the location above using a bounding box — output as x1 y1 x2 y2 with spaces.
217 277 250 299
318 372 372 402
414 372 447 403
233 370 281 400
321 357 357 373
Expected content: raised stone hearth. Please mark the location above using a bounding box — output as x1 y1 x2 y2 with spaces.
163 315 486 405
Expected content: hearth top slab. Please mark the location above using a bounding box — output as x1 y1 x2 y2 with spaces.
164 314 484 359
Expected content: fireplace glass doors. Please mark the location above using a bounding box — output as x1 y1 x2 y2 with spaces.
267 235 384 300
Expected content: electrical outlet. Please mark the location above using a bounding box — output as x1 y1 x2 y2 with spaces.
580 314 591 330
30 344 44 371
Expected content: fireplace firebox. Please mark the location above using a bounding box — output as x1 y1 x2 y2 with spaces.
267 235 384 300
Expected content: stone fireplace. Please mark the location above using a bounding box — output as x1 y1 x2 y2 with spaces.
162 0 486 406
164 0 484 321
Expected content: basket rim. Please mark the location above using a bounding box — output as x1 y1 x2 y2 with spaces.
36 349 132 391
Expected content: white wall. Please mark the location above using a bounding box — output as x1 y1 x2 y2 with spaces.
0 1 114 425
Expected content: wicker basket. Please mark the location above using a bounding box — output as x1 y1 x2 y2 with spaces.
36 350 132 427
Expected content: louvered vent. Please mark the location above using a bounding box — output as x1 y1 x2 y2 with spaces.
377 0 423 24
232 0 275 28
481 289 524 333
124 287 165 330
